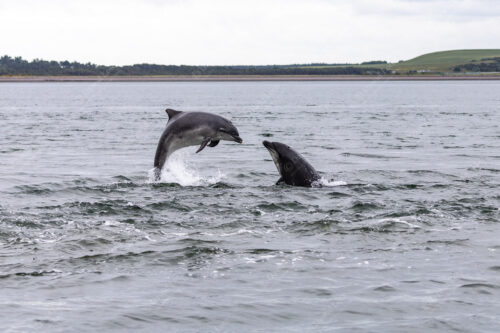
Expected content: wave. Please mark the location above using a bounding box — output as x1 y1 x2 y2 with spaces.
318 178 347 187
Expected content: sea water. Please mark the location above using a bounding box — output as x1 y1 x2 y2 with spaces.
1 81 499 332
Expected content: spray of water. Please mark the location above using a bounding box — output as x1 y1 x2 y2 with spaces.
148 150 224 186
317 178 347 187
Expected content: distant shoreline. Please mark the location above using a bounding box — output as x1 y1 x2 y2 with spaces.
1 75 500 82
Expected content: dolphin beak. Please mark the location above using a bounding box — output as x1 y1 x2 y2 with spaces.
233 135 243 144
262 141 282 174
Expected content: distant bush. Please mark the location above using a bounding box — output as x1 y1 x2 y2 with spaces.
480 57 500 61
361 60 387 65
453 58 500 72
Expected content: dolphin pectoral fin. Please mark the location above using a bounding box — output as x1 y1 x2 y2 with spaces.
276 177 284 185
208 140 220 147
196 138 211 153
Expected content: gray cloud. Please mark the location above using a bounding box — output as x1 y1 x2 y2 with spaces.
1 0 499 65
346 0 500 19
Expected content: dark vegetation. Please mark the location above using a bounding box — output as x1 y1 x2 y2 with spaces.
361 60 387 65
3 52 500 76
453 57 500 73
0 55 391 76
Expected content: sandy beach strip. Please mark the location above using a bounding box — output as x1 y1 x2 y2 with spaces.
1 75 500 82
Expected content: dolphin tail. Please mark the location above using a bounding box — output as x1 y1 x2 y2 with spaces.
154 140 169 180
153 167 162 181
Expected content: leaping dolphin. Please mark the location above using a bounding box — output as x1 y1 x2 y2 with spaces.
263 140 321 187
153 108 242 180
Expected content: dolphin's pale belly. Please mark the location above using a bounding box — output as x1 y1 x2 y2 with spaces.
167 132 206 155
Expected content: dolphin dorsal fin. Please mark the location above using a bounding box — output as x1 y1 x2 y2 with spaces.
165 108 182 120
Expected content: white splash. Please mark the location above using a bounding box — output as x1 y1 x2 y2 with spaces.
148 150 224 186
375 217 421 229
318 178 347 187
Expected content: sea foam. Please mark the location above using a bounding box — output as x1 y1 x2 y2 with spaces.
148 150 224 186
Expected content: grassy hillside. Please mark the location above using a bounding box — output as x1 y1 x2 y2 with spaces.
295 50 500 74
391 49 500 72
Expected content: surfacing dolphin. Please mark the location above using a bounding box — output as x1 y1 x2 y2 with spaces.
153 109 242 180
263 140 321 187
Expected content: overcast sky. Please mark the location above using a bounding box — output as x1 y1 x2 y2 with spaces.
1 0 499 65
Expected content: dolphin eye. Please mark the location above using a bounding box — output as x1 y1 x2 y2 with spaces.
285 162 293 171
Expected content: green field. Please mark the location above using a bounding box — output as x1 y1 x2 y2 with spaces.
297 49 500 74
389 49 500 72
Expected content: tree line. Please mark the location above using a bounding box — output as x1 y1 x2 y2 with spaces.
453 57 500 73
0 55 391 76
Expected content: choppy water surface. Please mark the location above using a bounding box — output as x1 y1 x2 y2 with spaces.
1 81 499 332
